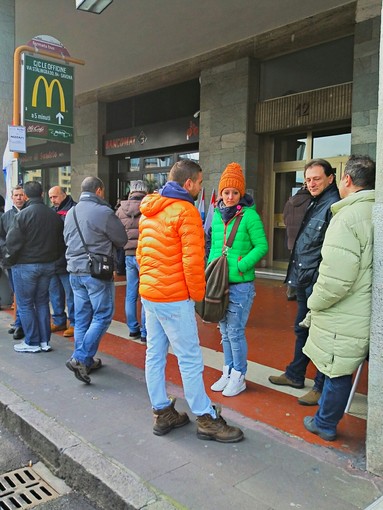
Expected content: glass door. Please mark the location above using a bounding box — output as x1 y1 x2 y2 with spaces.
20 165 72 206
111 150 199 206
272 162 306 268
270 129 351 270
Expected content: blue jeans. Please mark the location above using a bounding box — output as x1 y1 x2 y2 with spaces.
285 285 324 391
49 272 75 326
125 255 146 337
143 298 215 417
219 282 255 375
314 374 353 435
70 274 115 366
12 262 55 346
7 267 22 328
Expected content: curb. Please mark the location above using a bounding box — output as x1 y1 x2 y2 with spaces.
0 382 183 510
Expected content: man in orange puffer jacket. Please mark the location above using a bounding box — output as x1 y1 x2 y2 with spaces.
137 160 243 443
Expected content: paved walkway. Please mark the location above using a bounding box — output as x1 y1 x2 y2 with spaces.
0 310 382 510
112 277 368 455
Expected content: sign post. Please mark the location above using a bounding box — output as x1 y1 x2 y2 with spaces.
22 54 74 143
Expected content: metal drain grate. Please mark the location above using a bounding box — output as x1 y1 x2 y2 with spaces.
0 466 60 509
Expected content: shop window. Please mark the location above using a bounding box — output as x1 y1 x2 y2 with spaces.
22 169 42 183
144 155 173 168
179 152 199 163
260 36 353 101
20 166 72 205
312 132 351 158
113 149 198 202
144 172 169 192
130 158 140 171
274 134 306 163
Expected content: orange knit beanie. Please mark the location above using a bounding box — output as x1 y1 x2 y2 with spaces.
218 162 245 197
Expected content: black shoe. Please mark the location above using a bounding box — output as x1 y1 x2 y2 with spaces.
129 330 141 340
8 326 15 334
13 327 25 340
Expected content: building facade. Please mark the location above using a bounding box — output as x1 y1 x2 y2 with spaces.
1 0 382 473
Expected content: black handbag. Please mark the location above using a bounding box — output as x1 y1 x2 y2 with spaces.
73 207 114 281
195 214 243 323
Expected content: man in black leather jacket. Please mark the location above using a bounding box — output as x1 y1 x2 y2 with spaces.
269 159 340 406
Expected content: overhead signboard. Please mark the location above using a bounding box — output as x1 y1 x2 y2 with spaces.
19 141 70 169
22 54 74 143
103 117 199 156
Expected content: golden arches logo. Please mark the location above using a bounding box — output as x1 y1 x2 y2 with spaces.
31 76 66 112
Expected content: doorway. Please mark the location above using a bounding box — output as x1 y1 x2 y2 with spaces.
19 165 72 206
110 150 199 208
268 129 351 270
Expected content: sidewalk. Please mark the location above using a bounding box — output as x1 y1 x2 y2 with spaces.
0 310 382 510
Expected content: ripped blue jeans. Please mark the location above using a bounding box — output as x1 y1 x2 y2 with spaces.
219 282 255 375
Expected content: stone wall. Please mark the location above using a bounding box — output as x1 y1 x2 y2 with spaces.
199 58 260 204
351 1 381 157
71 101 109 200
0 0 15 196
365 0 383 478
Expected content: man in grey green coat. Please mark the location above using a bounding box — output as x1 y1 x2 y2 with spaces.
303 155 375 441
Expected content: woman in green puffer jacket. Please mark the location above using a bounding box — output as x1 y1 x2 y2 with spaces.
208 163 268 397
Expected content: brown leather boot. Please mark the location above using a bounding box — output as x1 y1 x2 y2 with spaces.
268 373 304 389
196 406 244 443
153 397 190 436
298 388 321 406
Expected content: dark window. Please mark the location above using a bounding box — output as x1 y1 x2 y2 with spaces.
106 79 200 131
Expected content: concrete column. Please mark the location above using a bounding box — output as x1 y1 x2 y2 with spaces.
71 101 109 200
0 0 15 196
366 0 383 476
351 0 381 157
199 58 260 204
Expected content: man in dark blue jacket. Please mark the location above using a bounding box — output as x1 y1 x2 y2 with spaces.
48 186 76 337
269 159 340 406
6 181 65 353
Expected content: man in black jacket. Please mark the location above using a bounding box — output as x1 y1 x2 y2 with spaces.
48 186 76 337
6 181 65 353
269 159 340 406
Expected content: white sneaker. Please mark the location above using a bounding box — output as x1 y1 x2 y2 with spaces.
14 341 41 353
40 342 52 352
222 368 246 397
211 365 230 391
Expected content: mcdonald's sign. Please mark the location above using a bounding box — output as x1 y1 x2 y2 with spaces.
31 77 66 111
23 55 74 143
